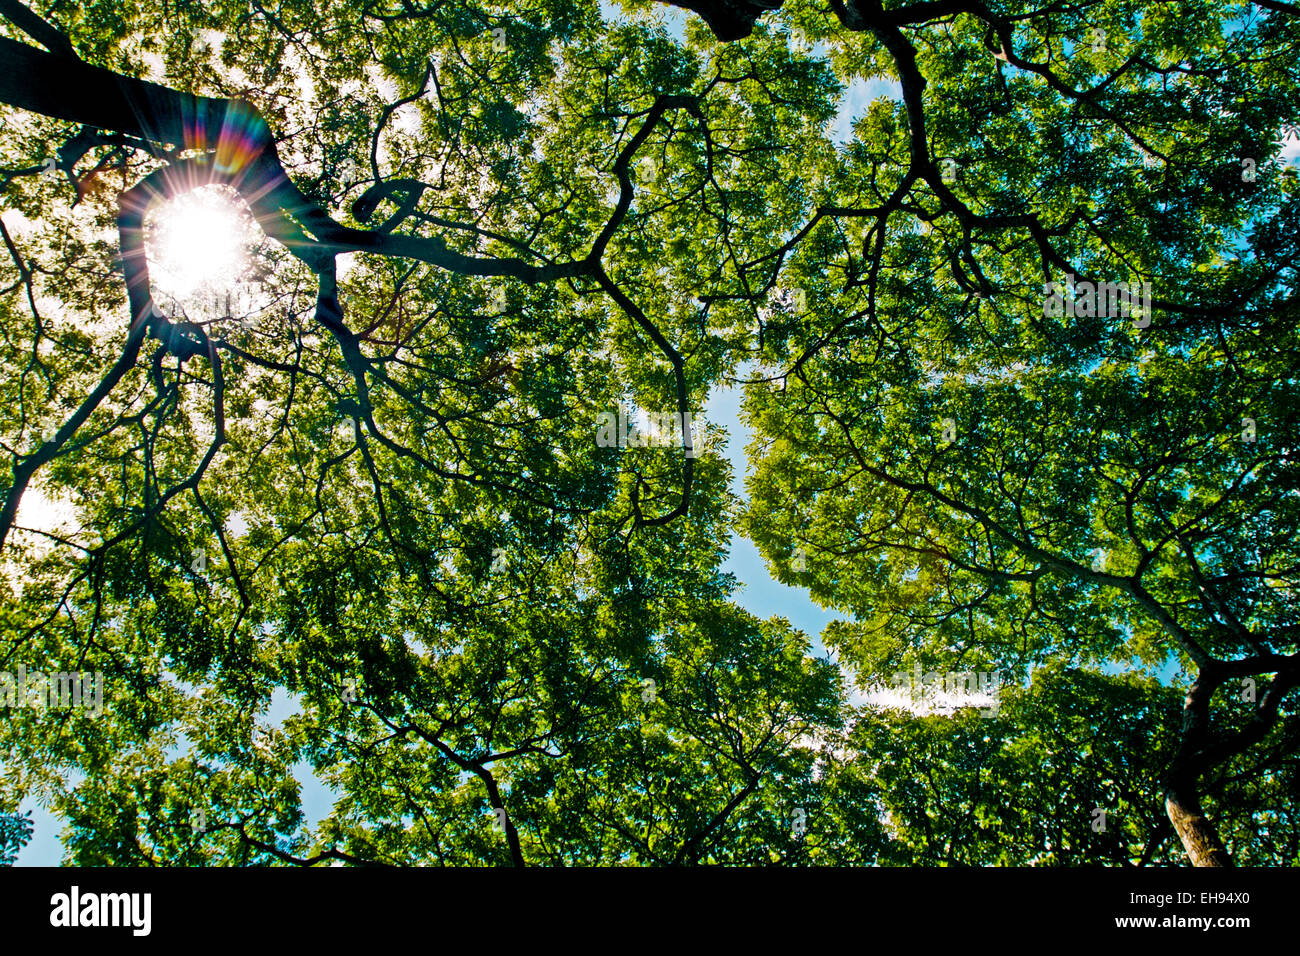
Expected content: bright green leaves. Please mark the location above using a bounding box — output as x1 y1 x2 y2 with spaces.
837 666 1185 865
2 0 1297 866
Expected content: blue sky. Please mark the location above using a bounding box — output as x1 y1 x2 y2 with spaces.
705 382 841 643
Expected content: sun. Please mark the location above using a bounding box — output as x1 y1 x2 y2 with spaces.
145 185 259 308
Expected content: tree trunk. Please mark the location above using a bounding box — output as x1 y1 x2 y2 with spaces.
1166 785 1232 867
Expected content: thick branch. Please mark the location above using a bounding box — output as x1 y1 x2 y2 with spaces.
661 1 782 40
0 0 78 59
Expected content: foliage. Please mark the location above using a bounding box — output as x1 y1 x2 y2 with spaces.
0 0 1296 865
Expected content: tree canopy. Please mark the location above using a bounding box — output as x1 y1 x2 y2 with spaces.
0 0 1296 866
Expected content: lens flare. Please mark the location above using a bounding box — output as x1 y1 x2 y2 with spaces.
146 185 257 306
